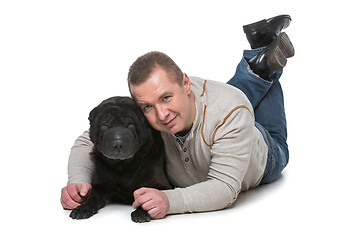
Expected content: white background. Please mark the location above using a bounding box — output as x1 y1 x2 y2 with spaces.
1 0 359 239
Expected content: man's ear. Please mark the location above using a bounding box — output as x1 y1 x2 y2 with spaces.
183 73 191 94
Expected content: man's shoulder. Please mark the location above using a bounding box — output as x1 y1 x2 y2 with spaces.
190 76 252 115
190 77 254 146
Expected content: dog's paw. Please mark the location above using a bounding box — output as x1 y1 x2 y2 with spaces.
131 207 151 223
70 205 97 220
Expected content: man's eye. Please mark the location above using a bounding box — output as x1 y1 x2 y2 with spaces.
163 96 171 101
142 105 151 112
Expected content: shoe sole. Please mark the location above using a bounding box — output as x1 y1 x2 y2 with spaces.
243 14 291 33
269 32 295 71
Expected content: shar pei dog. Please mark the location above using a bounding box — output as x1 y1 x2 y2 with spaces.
69 96 172 222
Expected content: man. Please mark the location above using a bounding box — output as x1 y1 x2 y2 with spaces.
61 15 294 220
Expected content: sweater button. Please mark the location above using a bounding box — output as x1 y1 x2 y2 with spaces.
183 148 187 152
185 158 189 162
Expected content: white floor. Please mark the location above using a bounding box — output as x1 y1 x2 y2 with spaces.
1 1 359 239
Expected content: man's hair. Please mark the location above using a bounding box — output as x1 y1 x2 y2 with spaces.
127 51 183 89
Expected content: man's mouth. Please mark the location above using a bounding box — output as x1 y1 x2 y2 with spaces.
164 115 177 126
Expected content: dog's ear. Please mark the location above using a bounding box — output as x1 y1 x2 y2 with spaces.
89 96 120 123
88 106 99 124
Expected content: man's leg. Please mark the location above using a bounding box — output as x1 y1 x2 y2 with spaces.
227 47 289 184
227 15 294 183
227 47 273 109
252 76 289 184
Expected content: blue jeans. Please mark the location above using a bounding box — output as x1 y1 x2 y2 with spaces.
227 47 289 184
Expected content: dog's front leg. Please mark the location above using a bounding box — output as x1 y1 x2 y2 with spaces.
69 185 107 220
131 207 152 223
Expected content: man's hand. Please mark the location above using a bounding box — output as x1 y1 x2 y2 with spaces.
60 183 92 210
132 188 169 220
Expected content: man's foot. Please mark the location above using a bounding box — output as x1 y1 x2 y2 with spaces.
243 14 291 49
247 32 294 79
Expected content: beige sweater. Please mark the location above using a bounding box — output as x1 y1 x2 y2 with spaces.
68 77 268 215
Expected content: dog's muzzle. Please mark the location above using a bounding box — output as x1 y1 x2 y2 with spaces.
99 127 139 160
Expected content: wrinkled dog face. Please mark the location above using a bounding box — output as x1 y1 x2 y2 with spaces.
89 97 150 161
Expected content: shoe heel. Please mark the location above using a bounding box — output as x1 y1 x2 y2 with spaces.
279 32 295 58
270 47 287 71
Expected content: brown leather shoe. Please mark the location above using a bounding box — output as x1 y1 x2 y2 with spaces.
243 15 291 49
247 32 294 79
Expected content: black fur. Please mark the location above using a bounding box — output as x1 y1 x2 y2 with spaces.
69 96 172 222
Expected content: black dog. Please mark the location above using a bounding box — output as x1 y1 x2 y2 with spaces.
69 96 172 222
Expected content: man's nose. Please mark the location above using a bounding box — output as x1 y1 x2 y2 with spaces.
156 105 169 120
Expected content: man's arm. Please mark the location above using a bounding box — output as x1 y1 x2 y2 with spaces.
67 130 94 184
61 130 95 209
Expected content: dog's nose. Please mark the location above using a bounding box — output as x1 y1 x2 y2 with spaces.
112 139 126 149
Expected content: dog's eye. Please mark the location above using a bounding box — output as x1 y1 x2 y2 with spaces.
123 116 133 121
123 117 135 125
99 121 110 130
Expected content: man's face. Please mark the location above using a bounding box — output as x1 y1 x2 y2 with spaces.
130 68 196 136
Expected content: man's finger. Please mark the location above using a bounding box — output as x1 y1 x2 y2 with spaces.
61 198 79 210
61 191 81 209
132 195 144 209
61 198 71 210
141 200 157 211
80 183 91 197
132 188 150 208
68 186 83 203
148 208 161 219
